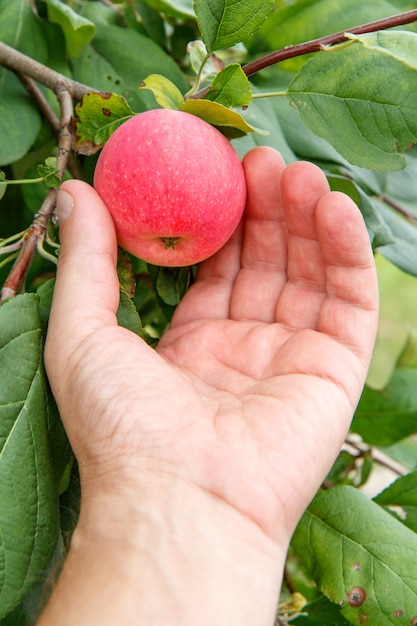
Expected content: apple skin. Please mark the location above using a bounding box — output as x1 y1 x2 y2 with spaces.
93 109 247 267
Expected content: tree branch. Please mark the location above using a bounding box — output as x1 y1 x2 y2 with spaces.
16 73 83 180
16 72 61 134
0 89 74 304
242 8 417 77
190 9 417 100
0 41 96 99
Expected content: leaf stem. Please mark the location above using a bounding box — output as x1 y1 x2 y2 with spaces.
0 241 23 256
251 91 287 99
3 176 49 186
37 238 58 266
186 52 211 98
0 230 27 248
45 233 60 250
0 252 19 272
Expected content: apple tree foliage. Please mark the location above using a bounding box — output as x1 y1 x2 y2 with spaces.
1 0 417 623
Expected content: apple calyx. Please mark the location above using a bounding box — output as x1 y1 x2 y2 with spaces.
160 236 181 250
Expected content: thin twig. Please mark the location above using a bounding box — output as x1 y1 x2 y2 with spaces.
242 8 417 77
0 89 74 304
0 240 24 255
16 72 61 134
372 449 408 477
190 9 417 99
339 168 417 223
347 440 407 477
379 194 417 223
0 192 57 303
16 73 82 180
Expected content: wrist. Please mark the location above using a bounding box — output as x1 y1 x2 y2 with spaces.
42 468 288 626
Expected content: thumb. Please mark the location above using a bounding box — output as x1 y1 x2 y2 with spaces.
45 179 120 362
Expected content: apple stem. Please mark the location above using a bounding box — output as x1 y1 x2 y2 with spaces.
160 237 180 250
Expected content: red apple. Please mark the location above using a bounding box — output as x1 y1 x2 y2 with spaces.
93 109 247 267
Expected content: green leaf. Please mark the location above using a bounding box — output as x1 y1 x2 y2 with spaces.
271 95 344 163
117 288 144 337
139 74 184 110
374 470 417 533
329 151 417 275
187 40 212 77
375 198 417 277
156 266 190 306
205 64 252 108
381 151 417 219
73 92 135 155
232 96 296 164
36 280 72 491
397 329 417 370
41 0 96 58
291 594 351 625
258 0 404 72
179 99 267 138
194 0 274 53
352 369 417 446
37 278 55 334
288 31 417 171
0 0 47 165
139 0 195 19
380 438 417 472
325 450 373 490
0 294 59 617
147 263 191 322
0 0 47 58
79 0 122 27
129 2 167 48
0 171 6 201
59 462 80 550
70 22 188 113
292 486 417 625
356 29 417 66
37 157 60 188
0 604 26 626
327 175 395 250
116 248 136 299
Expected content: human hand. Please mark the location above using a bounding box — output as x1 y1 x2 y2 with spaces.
41 146 378 625
45 146 378 543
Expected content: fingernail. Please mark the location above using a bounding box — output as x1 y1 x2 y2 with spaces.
57 189 74 223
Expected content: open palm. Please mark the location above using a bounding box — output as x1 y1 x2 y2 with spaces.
45 147 378 541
